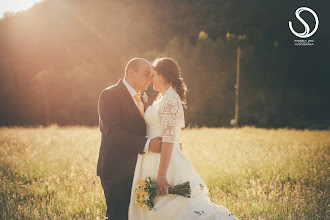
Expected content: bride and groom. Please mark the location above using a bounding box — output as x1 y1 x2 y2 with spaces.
96 57 239 220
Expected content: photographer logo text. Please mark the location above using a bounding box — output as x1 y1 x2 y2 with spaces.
289 7 319 46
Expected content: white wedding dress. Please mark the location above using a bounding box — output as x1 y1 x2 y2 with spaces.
128 86 239 220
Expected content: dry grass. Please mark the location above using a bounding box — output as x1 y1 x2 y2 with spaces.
0 125 329 219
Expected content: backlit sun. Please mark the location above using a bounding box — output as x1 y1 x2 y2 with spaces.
0 0 45 18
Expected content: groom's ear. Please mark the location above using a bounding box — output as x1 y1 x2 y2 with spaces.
127 68 133 77
127 67 137 78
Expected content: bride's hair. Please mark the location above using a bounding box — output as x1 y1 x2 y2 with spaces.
152 57 187 109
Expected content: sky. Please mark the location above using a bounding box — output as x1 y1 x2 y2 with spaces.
0 0 45 18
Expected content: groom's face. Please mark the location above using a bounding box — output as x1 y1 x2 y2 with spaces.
131 61 153 92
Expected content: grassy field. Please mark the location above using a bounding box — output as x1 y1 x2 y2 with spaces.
0 126 329 219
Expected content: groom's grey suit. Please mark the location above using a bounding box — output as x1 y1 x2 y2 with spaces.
97 79 148 220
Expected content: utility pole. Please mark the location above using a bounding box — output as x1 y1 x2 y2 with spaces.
231 46 241 127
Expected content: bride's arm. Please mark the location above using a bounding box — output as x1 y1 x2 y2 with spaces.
157 142 174 195
158 142 173 177
156 93 184 195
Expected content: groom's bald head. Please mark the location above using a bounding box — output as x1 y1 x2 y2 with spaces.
124 58 151 78
124 58 153 92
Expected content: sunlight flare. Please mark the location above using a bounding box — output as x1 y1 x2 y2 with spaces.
0 0 45 18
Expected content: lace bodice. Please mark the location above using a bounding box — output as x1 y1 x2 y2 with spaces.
145 86 185 143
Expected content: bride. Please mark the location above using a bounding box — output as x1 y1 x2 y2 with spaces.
128 57 239 220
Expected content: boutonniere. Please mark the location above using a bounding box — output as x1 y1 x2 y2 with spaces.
141 92 148 104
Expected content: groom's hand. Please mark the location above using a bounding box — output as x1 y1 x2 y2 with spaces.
149 137 162 153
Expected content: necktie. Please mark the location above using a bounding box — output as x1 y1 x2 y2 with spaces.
134 94 144 117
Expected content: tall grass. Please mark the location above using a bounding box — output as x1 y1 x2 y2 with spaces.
0 126 329 219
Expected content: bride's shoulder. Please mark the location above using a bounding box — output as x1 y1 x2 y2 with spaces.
161 86 185 126
163 86 180 101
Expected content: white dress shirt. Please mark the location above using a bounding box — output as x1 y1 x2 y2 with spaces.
123 79 150 153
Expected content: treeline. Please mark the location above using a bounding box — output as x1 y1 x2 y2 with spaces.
0 0 329 128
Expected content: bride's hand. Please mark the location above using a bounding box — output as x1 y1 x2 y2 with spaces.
157 176 174 195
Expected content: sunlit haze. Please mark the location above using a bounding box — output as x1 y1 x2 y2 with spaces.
0 0 45 18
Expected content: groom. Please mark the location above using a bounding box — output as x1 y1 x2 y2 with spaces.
96 58 162 220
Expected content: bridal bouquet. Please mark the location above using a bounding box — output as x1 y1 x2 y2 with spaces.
134 177 191 210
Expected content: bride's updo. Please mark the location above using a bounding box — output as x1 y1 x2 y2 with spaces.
152 57 187 109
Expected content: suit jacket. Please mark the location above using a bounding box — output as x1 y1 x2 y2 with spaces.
96 79 148 179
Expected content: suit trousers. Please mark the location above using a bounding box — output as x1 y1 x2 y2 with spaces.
100 175 134 220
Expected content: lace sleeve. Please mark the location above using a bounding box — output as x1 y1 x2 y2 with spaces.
159 89 184 143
